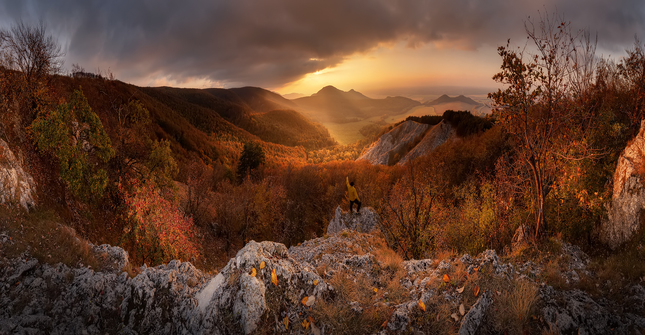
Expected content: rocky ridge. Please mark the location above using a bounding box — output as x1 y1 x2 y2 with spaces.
1 214 644 334
358 120 429 165
397 120 455 165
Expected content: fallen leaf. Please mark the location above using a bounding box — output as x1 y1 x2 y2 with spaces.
271 269 278 286
308 316 315 323
418 300 426 312
456 286 465 293
459 304 465 316
305 295 316 307
313 279 319 286
381 320 388 328
473 267 479 272
496 290 501 296
302 319 310 329
373 287 378 293
474 285 480 297
283 316 289 329
250 267 256 277
301 296 308 305
443 274 451 283
260 261 266 269
451 313 460 321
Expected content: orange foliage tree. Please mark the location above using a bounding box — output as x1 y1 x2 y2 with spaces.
120 180 200 265
489 13 600 238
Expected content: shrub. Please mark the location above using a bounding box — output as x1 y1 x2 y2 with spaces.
120 180 200 265
380 164 446 259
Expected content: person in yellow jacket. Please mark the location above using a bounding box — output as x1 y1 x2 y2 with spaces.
347 176 362 214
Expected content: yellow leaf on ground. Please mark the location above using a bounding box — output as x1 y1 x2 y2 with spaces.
456 286 465 293
313 279 319 286
443 274 450 283
373 287 378 293
250 267 256 277
283 316 289 329
474 285 480 297
271 269 278 286
301 296 308 305
302 319 310 329
260 261 266 269
418 300 426 312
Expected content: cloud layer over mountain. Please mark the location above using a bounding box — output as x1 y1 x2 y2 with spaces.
1 0 643 88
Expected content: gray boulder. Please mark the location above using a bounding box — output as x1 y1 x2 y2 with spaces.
459 292 492 335
326 205 380 235
602 119 645 248
196 240 329 334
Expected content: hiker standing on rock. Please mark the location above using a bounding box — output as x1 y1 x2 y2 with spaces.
346 176 361 214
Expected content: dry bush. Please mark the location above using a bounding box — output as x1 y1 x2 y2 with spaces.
493 279 539 333
311 270 391 334
0 206 101 270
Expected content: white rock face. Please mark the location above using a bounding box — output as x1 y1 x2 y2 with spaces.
1 232 643 334
0 248 207 335
0 139 36 210
357 120 429 165
197 240 328 334
602 120 645 249
326 205 380 235
398 120 455 165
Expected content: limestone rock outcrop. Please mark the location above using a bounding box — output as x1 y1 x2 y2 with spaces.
196 240 329 334
357 120 429 165
0 139 36 210
602 120 645 248
2 228 644 334
0 249 207 334
398 120 455 165
326 205 380 235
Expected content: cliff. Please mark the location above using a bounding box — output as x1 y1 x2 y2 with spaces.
357 120 429 165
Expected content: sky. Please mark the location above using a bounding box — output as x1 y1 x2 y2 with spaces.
1 0 644 98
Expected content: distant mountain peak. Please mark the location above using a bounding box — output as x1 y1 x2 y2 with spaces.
316 85 341 95
426 94 481 106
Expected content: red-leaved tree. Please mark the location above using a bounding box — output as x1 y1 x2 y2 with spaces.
121 180 200 265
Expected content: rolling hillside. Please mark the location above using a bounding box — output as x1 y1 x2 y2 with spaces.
52 76 309 168
141 86 335 150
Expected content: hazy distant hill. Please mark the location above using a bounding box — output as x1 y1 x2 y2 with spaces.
229 87 299 113
293 85 420 123
422 94 490 117
425 94 482 106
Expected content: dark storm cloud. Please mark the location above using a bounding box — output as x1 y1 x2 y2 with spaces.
0 0 643 88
